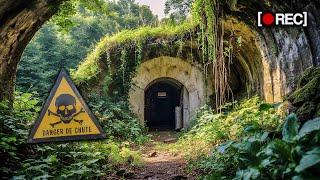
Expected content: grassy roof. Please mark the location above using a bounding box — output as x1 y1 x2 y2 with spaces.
72 21 197 84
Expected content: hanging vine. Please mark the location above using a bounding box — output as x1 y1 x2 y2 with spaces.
193 0 234 112
134 40 143 67
120 48 128 88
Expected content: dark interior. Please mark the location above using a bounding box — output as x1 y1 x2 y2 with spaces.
145 81 181 131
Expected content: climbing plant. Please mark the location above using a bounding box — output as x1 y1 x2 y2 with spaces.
193 0 234 111
73 21 197 97
73 0 241 112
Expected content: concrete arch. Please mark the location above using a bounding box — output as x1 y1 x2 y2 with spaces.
128 56 212 128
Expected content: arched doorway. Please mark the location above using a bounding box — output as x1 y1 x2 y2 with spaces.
128 56 210 129
144 78 183 131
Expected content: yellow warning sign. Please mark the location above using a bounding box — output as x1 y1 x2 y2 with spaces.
28 70 106 143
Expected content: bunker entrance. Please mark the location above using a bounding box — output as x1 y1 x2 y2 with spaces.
144 78 184 131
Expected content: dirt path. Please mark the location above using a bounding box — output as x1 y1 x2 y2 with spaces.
130 131 195 180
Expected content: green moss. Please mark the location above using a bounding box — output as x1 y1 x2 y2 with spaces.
288 68 320 105
297 67 320 88
72 21 197 84
296 101 316 120
315 104 320 117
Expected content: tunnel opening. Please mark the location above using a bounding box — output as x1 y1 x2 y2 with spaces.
219 17 264 101
228 60 247 96
144 78 184 131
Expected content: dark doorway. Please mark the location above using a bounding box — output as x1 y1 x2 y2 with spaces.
145 80 181 131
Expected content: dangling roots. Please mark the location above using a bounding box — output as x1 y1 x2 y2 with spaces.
197 0 234 112
214 7 234 112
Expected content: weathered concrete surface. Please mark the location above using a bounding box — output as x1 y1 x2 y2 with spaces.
72 1 320 128
128 56 212 126
304 2 320 66
257 27 313 102
224 17 314 103
0 0 63 103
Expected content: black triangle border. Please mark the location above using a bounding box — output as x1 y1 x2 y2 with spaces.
27 70 106 143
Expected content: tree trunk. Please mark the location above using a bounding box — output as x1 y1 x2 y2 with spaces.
0 0 63 104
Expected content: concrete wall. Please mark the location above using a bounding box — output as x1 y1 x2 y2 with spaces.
128 56 212 128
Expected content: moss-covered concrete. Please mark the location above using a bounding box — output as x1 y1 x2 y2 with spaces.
296 101 316 121
315 104 320 117
297 67 320 88
288 67 320 105
288 67 320 121
72 21 198 85
72 0 318 109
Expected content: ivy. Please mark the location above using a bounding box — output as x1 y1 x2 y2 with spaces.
72 21 196 85
120 48 128 87
134 40 143 67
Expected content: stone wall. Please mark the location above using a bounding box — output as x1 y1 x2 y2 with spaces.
223 16 314 103
73 0 320 128
229 0 319 102
128 56 212 127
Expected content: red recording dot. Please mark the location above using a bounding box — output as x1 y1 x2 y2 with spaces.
262 12 275 26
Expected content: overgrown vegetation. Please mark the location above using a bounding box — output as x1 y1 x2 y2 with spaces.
87 92 148 144
154 93 320 179
158 96 284 159
4 0 320 179
0 92 39 177
15 141 142 179
194 114 320 179
0 91 145 179
10 1 159 178
73 20 197 85
17 0 157 99
287 67 320 121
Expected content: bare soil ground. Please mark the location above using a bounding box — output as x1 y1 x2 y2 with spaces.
116 131 196 180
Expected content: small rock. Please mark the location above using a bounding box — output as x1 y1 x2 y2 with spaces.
172 152 178 157
164 138 177 143
148 151 157 157
144 174 154 178
171 175 187 180
116 168 134 178
116 169 126 176
167 170 173 174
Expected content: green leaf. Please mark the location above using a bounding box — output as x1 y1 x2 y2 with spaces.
258 139 291 160
295 147 320 172
260 157 275 168
259 103 274 111
298 118 320 138
292 176 304 180
87 159 100 165
34 174 53 180
235 167 260 180
282 114 299 142
12 175 26 180
217 141 234 154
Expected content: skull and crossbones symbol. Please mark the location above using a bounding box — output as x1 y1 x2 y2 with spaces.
48 94 85 128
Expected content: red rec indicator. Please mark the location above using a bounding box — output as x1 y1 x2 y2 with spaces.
262 12 275 26
257 12 308 27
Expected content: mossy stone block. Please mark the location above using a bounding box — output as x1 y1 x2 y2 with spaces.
288 72 320 105
315 104 320 117
296 101 316 121
297 67 320 88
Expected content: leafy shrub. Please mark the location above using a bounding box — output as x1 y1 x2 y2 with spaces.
163 96 283 159
0 92 40 177
88 93 149 144
14 141 142 179
1 92 144 179
198 114 320 179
